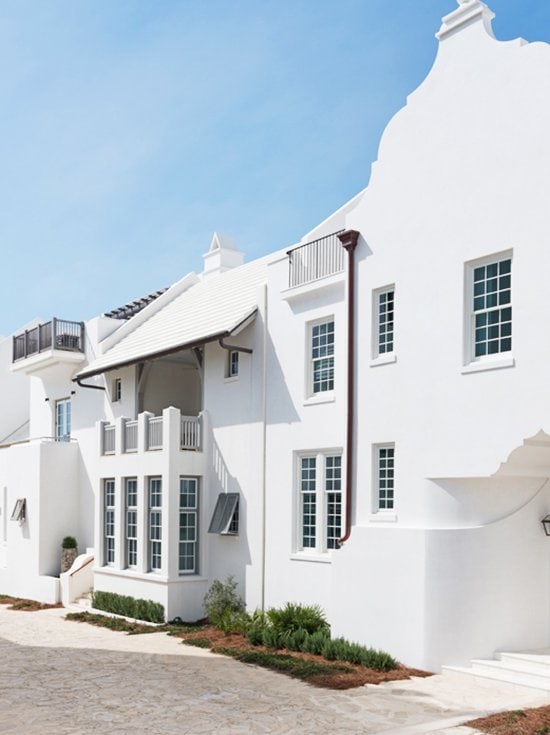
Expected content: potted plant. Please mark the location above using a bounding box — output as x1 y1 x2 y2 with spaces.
61 536 78 573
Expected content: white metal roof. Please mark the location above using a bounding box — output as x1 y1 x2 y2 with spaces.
77 254 272 379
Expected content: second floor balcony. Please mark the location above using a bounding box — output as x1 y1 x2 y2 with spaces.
100 408 203 457
12 319 85 373
287 231 345 288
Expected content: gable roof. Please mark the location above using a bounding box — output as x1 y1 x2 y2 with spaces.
76 254 272 380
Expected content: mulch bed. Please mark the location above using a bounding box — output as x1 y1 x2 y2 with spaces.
175 625 432 689
466 707 550 735
0 595 62 612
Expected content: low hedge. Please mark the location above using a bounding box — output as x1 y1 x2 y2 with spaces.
91 591 165 624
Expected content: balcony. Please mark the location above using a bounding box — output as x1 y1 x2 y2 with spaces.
100 409 203 457
12 319 85 373
287 231 345 288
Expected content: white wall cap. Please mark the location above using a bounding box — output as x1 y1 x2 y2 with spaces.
436 0 495 42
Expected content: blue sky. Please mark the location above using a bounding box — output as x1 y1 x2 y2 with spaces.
1 0 549 336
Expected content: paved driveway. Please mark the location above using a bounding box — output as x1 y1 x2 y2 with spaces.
0 607 546 735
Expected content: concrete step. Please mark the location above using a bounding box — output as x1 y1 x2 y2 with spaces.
443 651 550 692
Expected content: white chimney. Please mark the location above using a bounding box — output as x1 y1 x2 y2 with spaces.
202 232 244 279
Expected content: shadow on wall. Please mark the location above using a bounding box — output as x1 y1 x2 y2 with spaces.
208 440 251 585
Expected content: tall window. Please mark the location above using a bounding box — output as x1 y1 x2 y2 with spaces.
325 455 342 549
310 320 335 394
300 457 317 548
374 287 395 357
298 452 342 553
125 478 137 569
179 477 198 574
55 398 71 441
471 257 512 358
104 479 115 565
113 378 122 402
227 350 239 378
376 445 395 511
148 478 162 572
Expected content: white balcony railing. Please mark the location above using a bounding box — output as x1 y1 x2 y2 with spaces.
181 415 201 450
100 411 202 456
124 420 138 452
147 416 164 450
103 424 115 455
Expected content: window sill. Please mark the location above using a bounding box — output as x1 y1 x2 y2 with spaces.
369 512 398 523
461 356 515 375
224 376 239 384
303 392 335 407
370 354 397 368
94 567 169 583
290 553 333 564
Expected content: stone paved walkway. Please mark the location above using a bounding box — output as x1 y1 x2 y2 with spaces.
0 606 547 734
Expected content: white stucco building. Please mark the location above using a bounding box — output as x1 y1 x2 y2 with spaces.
1 0 550 674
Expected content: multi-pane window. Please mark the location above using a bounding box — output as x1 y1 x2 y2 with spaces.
472 258 512 358
104 479 115 565
55 398 71 441
179 477 198 574
376 446 395 511
298 452 342 552
375 288 395 356
113 378 122 402
300 457 317 549
148 477 162 572
227 350 239 378
125 478 137 569
311 320 335 394
325 455 342 549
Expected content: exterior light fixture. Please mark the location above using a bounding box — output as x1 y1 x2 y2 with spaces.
541 516 550 536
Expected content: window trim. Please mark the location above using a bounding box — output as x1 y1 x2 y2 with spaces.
148 477 162 573
55 397 71 442
225 350 239 379
373 444 395 514
295 450 343 555
103 479 115 566
125 478 137 569
113 378 122 402
307 317 335 398
179 477 199 575
464 250 513 367
372 285 395 360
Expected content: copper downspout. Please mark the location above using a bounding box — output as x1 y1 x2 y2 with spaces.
337 229 360 546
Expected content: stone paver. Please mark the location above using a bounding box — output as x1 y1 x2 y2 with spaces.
0 606 548 734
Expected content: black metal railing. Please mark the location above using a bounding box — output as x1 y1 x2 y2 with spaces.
287 231 345 288
13 319 85 362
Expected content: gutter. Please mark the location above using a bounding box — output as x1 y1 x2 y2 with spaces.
337 229 360 546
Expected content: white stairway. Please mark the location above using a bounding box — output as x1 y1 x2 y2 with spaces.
69 589 93 611
444 649 550 691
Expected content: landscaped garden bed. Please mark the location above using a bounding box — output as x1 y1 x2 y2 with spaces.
0 594 62 611
466 706 550 735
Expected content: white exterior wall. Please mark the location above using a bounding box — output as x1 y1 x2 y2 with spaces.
201 308 266 611
327 7 550 669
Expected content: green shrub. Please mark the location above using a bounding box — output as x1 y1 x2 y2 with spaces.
61 536 77 549
266 603 329 636
261 626 283 649
91 591 164 624
203 576 245 629
300 630 330 655
214 648 354 681
280 627 309 652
